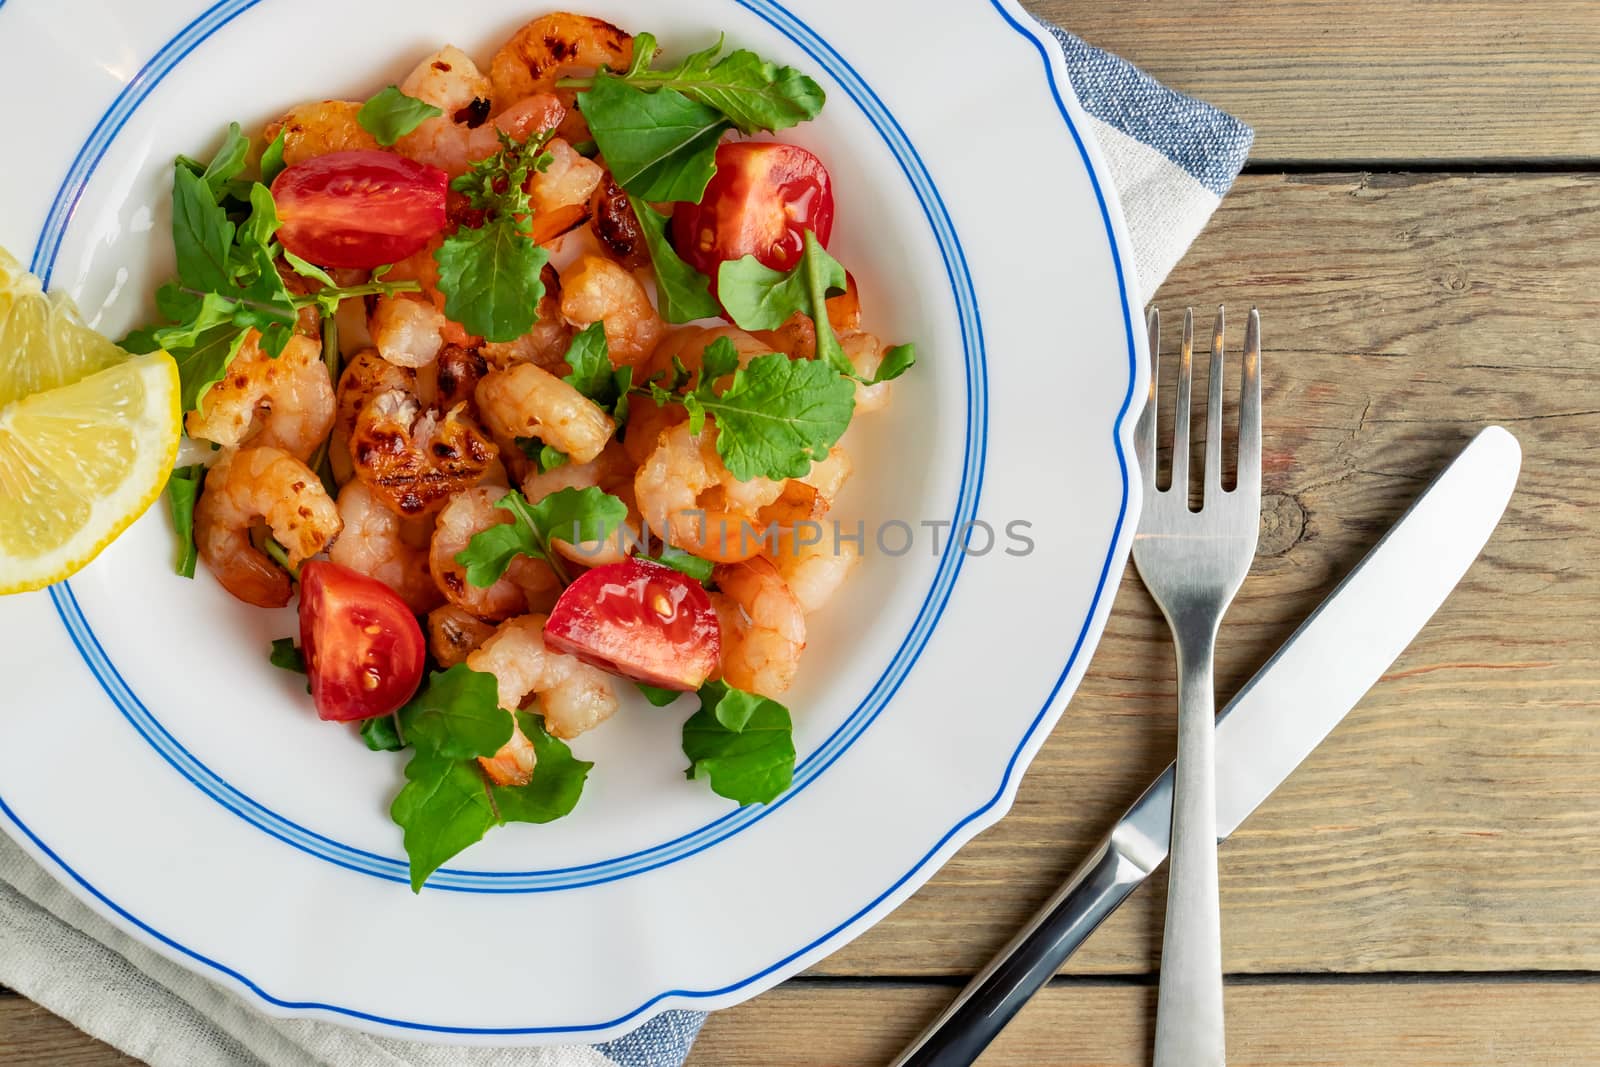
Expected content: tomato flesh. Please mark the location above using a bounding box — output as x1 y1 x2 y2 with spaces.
298 561 427 721
671 142 834 286
544 559 720 691
272 150 448 269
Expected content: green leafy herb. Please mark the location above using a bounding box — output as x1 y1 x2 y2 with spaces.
561 321 613 397
165 464 205 578
642 545 715 583
454 486 628 588
358 86 444 146
388 666 593 890
682 681 795 805
516 437 570 473
259 127 288 186
434 131 557 342
719 230 854 375
686 350 855 481
628 197 721 322
637 683 687 707
491 712 593 824
361 715 406 752
568 33 823 202
268 637 306 674
576 75 729 203
873 343 917 384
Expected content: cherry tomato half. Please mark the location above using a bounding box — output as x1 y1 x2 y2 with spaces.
544 558 720 691
671 142 835 285
299 561 426 722
272 151 447 269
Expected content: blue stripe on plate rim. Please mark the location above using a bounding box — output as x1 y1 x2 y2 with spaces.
0 0 1138 1035
27 0 985 892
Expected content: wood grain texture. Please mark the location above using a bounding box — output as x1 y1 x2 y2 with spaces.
0 995 140 1067
693 978 1600 1066
1023 0 1600 163
814 171 1600 979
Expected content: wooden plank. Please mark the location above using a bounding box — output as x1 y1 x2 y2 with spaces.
813 171 1600 977
0 997 141 1067
692 978 1600 1066
1021 0 1600 164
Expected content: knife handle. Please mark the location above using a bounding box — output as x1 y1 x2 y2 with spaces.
890 828 1157 1067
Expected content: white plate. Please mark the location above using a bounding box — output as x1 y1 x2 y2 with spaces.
0 0 1144 1043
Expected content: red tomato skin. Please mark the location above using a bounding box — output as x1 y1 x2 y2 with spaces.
298 561 427 722
272 151 448 269
544 559 721 691
671 142 835 284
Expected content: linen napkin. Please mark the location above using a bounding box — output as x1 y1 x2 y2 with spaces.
0 19 1251 1067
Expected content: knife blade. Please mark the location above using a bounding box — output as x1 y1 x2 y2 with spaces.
894 425 1522 1066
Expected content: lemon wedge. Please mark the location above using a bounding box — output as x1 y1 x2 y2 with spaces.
0 246 181 594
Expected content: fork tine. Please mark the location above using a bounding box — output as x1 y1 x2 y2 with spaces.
1138 308 1159 485
1204 306 1226 500
1237 307 1262 495
1171 308 1194 498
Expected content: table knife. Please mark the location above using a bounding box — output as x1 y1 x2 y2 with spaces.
893 425 1522 1066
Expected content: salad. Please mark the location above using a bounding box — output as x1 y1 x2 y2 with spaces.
19 11 917 890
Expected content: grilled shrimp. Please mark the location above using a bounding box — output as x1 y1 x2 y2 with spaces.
429 486 560 620
194 446 341 608
331 349 413 485
558 255 663 368
634 421 774 562
760 446 854 525
771 525 859 615
489 12 633 142
262 100 379 166
350 389 498 516
711 557 806 698
392 46 565 177
475 363 614 464
647 325 768 381
480 264 572 372
184 333 335 463
467 612 620 783
370 293 447 370
528 137 603 216
427 604 497 668
415 343 488 415
521 441 640 565
842 331 892 413
622 397 687 467
328 481 443 613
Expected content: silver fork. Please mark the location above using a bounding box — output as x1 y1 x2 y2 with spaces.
1135 306 1261 1067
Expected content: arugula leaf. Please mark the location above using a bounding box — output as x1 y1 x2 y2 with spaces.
259 127 288 186
361 715 406 752
565 31 824 137
165 465 204 578
173 326 251 415
874 343 917 384
642 545 715 583
682 681 795 805
238 182 281 249
193 122 250 199
637 683 686 707
718 231 855 377
396 665 514 760
692 351 855 481
454 487 628 587
491 712 593 823
560 321 612 397
516 437 570 473
358 85 443 146
434 221 550 343
171 166 236 292
629 197 721 323
268 637 306 673
392 752 497 891
433 131 558 342
618 32 825 136
578 75 729 203
698 335 741 384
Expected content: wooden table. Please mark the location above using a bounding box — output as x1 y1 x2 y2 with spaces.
4 2 1599 1063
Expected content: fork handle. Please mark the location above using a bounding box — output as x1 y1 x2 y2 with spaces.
1154 619 1226 1067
